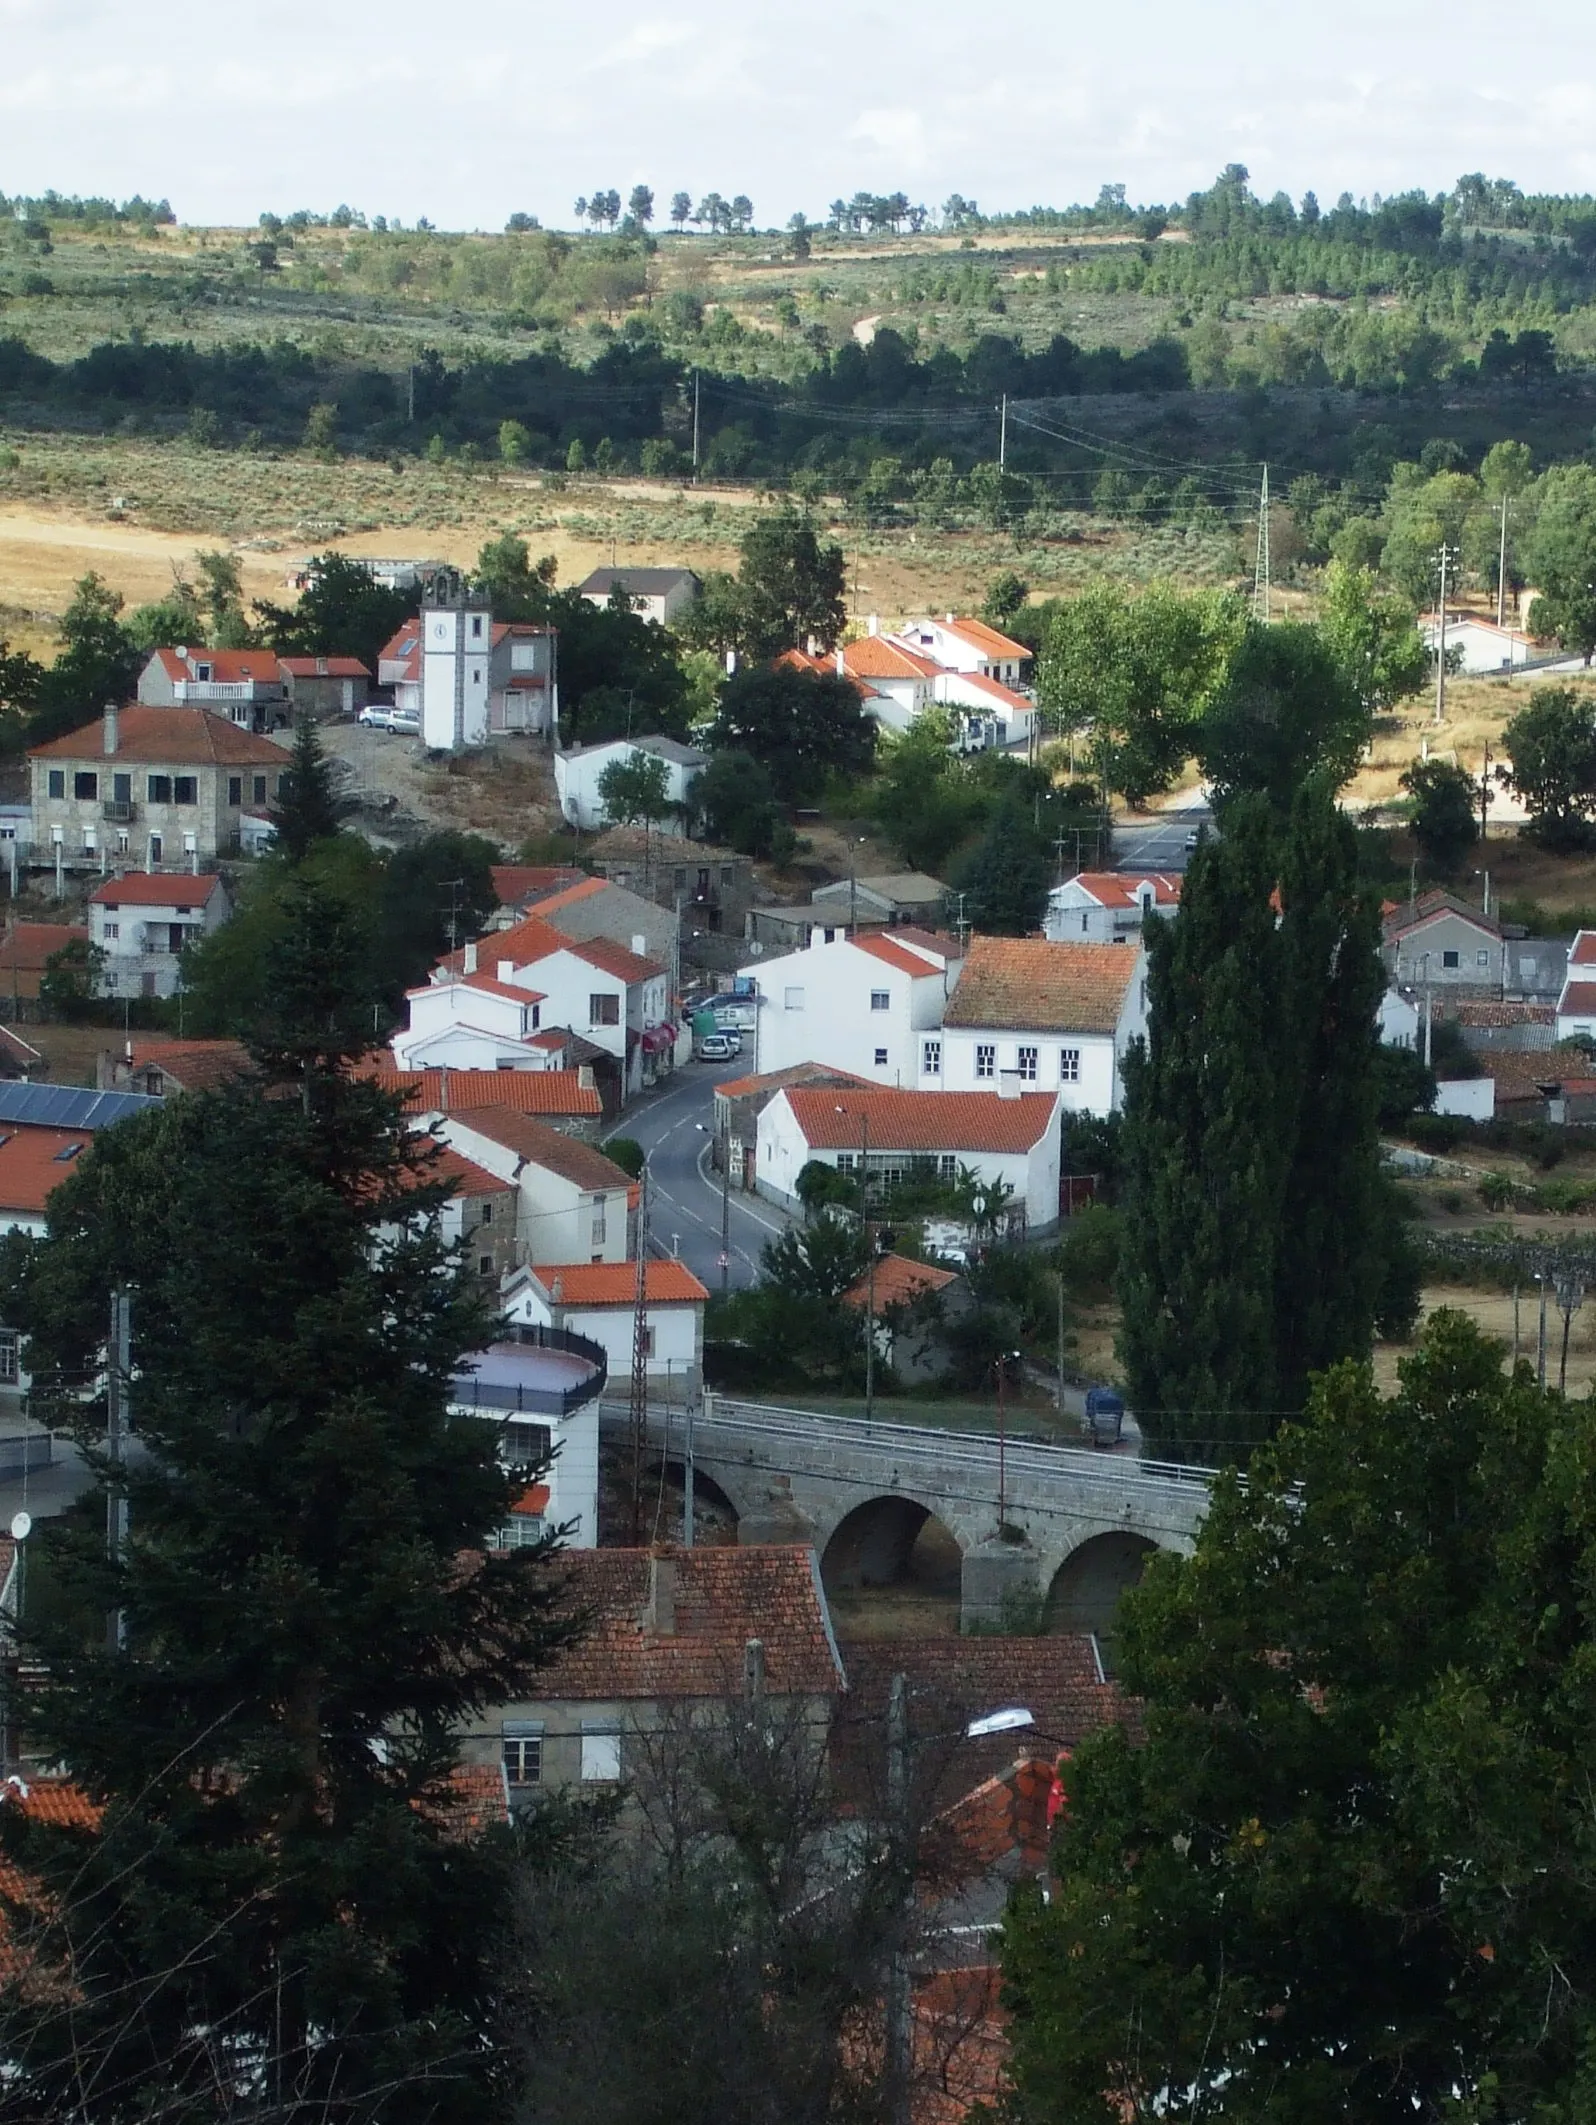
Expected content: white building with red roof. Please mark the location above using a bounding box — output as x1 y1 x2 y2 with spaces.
737 928 961 1085
392 916 675 1104
136 647 289 727
1556 930 1596 1042
504 1257 709 1396
1044 870 1181 944
379 582 558 744
895 614 1033 692
87 871 231 1000
756 1084 1065 1232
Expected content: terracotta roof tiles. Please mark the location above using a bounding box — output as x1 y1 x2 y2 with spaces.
841 1254 960 1312
944 936 1139 1035
352 1062 602 1119
852 934 946 978
527 1546 843 1699
443 1109 633 1191
88 874 222 909
0 1127 93 1216
782 1086 1059 1155
30 707 289 767
528 1259 708 1306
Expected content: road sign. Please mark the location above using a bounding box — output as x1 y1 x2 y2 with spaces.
717 1251 730 1270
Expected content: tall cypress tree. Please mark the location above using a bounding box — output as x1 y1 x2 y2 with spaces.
1118 799 1290 1459
272 708 353 862
0 896 568 2124
1118 785 1387 1460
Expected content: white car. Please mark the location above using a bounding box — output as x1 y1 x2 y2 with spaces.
695 1032 739 1062
359 704 419 733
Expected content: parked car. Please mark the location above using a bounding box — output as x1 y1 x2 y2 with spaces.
1184 828 1201 853
1084 1385 1125 1447
695 1032 739 1062
389 708 420 735
358 704 397 730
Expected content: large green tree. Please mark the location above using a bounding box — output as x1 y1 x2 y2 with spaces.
0 882 569 2125
1199 619 1368 817
1118 784 1390 1456
29 571 143 746
255 551 414 675
955 795 1051 935
597 749 673 827
1001 1312 1596 2125
1400 755 1479 871
682 509 847 661
1525 461 1596 660
1316 559 1428 720
708 664 875 803
272 708 355 862
1037 583 1242 807
1502 683 1596 848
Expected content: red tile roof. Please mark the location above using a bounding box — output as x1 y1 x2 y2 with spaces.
529 1260 709 1306
1559 981 1596 1015
717 1062 873 1101
353 1062 602 1118
1063 871 1182 911
842 636 941 681
782 1086 1058 1155
420 1145 512 1199
937 614 1030 661
277 655 371 677
442 915 663 985
490 864 589 907
945 668 1032 710
842 1253 960 1312
565 932 667 983
443 1108 633 1191
1571 930 1596 966
0 924 87 979
30 707 289 766
520 876 608 916
0 1127 92 1216
119 1036 254 1092
527 1546 843 1699
944 936 1139 1035
453 973 547 1007
149 647 284 686
1381 890 1501 942
852 933 945 979
88 873 221 908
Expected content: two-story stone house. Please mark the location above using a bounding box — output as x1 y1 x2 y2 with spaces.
88 872 231 999
29 705 291 870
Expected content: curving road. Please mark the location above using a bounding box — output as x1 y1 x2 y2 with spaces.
607 1059 793 1295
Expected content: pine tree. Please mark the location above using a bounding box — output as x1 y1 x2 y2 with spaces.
1117 797 1289 1458
272 708 352 862
0 904 569 2125
958 797 1050 935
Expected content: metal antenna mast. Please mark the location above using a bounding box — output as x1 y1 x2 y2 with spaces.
628 1167 650 1545
1252 464 1271 622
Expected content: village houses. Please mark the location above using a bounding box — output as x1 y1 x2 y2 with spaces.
86 873 230 1000
28 705 290 872
739 929 962 1085
554 734 709 832
938 935 1148 1113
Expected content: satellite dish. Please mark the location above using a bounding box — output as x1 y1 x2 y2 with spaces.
9 1510 31 1543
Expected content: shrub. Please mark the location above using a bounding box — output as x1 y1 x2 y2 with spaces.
1477 1171 1513 1211
1405 1113 1464 1153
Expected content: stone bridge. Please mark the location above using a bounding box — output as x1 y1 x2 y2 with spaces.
605 1395 1214 1633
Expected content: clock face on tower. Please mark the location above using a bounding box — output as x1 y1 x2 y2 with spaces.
431 619 449 642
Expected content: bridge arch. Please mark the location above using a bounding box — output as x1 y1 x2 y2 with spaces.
643 1457 743 1537
1043 1531 1157 1650
820 1493 964 1596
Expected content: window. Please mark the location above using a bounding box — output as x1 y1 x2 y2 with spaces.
173 775 197 805
148 834 162 866
112 772 131 804
47 770 64 800
589 992 620 1026
581 1724 622 1782
195 661 212 682
103 922 119 941
1060 1048 1081 1083
1017 1045 1039 1081
478 1253 495 1277
591 1200 608 1246
73 771 98 800
1476 949 1490 967
642 1326 656 1358
673 867 687 890
479 1200 492 1225
784 986 805 1010
252 775 267 805
976 1043 996 1080
870 990 890 1012
505 1419 551 1465
874 1047 888 1067
502 1723 543 1788
923 1038 941 1076
1442 949 1460 969
0 1330 17 1385
277 774 290 798
1081 912 1090 934
721 865 734 885
227 776 242 807
938 1154 957 1179
147 774 172 804
470 614 484 638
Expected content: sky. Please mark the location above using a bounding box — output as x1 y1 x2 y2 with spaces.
4 0 1596 230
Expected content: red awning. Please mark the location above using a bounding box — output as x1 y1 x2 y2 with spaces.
641 1023 677 1054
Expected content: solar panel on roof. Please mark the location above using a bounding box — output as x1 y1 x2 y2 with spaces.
0 1082 162 1131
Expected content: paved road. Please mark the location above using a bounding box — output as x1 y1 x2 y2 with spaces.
1112 798 1211 875
608 1060 793 1295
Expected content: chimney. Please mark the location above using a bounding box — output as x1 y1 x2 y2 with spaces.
867 613 880 636
946 611 955 624
631 934 646 957
102 703 119 757
644 1552 677 1636
316 656 328 676
498 959 514 983
835 648 845 676
997 1070 1022 1101
464 939 478 974
438 1063 450 1113
578 1064 595 1090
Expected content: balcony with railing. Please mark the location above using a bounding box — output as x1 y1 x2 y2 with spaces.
101 799 137 824
450 1324 608 1419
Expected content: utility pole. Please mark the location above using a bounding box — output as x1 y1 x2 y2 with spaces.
1538 1267 1549 1390
1057 1270 1067 1422
691 369 700 483
1497 496 1510 631
1479 744 1493 849
718 1113 731 1295
628 1168 650 1545
995 1351 1009 1533
1434 543 1457 726
683 1389 696 1547
999 394 1007 472
1422 952 1433 1070
1252 464 1270 622
406 364 415 425
861 1109 875 1423
105 1287 131 1654
885 1672 912 2125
